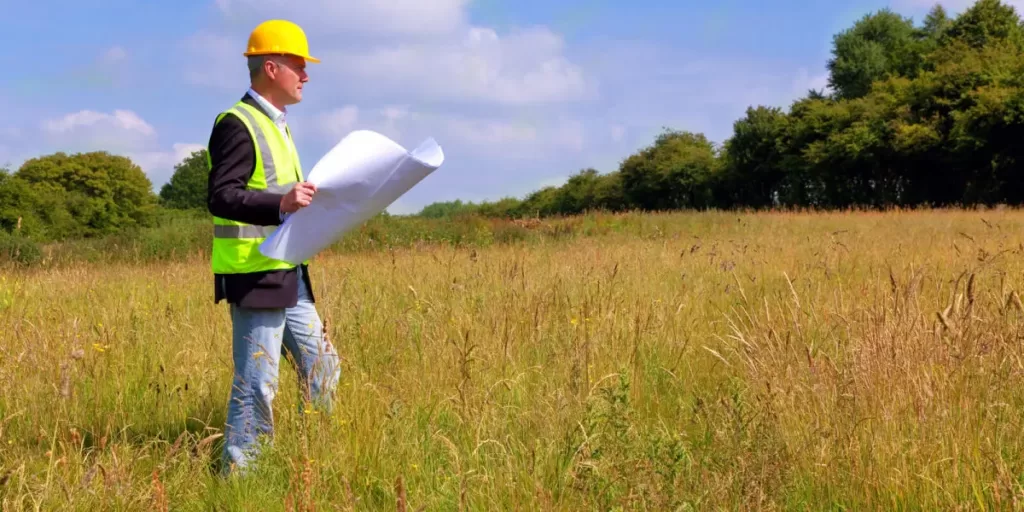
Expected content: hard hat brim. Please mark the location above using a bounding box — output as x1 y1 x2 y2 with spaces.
243 50 321 64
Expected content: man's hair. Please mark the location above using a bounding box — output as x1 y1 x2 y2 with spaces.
248 54 296 82
248 55 268 81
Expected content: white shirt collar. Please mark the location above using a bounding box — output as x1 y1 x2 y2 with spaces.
247 87 286 124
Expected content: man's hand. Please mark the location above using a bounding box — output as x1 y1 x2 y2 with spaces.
280 182 317 213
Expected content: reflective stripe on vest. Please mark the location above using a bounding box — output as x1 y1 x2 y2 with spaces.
214 224 277 239
229 105 291 194
209 101 306 275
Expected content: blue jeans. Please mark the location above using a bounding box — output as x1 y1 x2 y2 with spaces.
221 267 340 475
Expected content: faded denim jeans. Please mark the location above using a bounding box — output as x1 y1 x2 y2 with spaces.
221 267 340 475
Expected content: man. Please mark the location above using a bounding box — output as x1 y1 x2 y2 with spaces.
205 19 340 475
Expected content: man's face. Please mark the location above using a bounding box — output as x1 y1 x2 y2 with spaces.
267 55 308 105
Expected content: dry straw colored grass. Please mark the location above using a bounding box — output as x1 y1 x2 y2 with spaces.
3 209 1024 509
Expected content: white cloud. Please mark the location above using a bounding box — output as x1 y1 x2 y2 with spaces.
103 46 127 64
553 118 585 152
43 109 155 137
136 143 206 169
183 2 595 106
129 143 206 187
382 106 408 122
323 26 594 105
440 115 538 146
34 109 201 188
214 0 469 36
309 105 584 157
41 109 157 153
311 105 404 143
610 124 626 143
792 68 831 95
317 106 360 140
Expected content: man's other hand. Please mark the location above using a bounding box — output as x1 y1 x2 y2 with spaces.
281 182 317 213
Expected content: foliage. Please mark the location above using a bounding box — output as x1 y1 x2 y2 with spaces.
476 197 525 218
159 149 210 211
719 106 790 208
417 199 479 218
826 9 925 100
941 0 1024 50
0 151 158 241
0 230 41 267
619 130 719 211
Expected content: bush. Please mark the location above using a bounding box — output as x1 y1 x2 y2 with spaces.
0 231 42 267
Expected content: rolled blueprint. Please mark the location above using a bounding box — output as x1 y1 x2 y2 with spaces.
259 129 444 264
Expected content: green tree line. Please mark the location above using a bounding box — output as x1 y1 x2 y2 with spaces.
3 0 1024 251
0 148 208 243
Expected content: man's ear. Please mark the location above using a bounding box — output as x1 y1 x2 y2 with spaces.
263 59 278 81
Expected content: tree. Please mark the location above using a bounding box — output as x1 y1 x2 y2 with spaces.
549 168 625 215
15 151 156 237
911 5 954 67
941 0 1023 49
619 129 719 211
159 149 210 210
475 197 523 218
721 106 791 208
521 187 561 217
922 5 952 39
827 9 923 99
592 171 627 212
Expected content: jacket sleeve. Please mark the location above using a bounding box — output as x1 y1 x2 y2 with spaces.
206 114 285 226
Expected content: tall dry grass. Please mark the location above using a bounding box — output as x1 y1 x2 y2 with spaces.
3 209 1024 509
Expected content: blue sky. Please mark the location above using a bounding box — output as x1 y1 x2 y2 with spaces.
0 0 1008 213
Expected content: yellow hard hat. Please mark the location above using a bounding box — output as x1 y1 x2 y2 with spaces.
243 19 320 63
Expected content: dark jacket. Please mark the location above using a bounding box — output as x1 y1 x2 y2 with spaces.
206 93 314 309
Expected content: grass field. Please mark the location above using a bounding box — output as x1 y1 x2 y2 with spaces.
4 209 1024 510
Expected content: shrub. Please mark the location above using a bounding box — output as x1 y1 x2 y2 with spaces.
0 231 42 267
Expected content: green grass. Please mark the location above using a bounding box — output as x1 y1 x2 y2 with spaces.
3 209 668 269
4 208 1024 509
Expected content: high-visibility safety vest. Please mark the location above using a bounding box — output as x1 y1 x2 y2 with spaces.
207 101 306 275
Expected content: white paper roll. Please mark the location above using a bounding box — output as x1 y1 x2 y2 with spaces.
259 130 444 264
